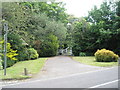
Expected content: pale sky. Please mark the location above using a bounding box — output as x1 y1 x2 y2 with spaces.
61 0 105 17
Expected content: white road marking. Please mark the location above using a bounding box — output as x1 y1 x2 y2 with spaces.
89 79 119 88
1 66 117 87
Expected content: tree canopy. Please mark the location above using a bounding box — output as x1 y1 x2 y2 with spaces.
1 1 120 68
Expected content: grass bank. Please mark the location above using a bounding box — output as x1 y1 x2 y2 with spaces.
0 58 47 80
73 56 118 67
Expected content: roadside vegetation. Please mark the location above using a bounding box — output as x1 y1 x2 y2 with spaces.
0 58 47 80
73 57 118 67
73 49 119 67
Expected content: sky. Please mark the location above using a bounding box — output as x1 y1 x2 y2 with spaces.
60 0 105 17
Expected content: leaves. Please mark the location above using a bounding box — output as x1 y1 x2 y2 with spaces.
72 1 120 56
0 40 18 60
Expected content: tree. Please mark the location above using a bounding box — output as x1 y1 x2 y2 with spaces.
1 2 68 58
39 34 59 57
27 13 67 56
72 18 91 55
2 2 28 35
81 1 120 55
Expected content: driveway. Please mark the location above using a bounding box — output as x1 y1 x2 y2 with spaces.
31 56 106 80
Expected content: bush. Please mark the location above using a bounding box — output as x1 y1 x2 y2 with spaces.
94 49 119 62
79 52 86 56
2 59 16 68
17 50 28 61
8 33 29 61
27 48 39 60
0 41 18 68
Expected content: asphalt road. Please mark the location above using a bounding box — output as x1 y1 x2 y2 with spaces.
2 66 119 88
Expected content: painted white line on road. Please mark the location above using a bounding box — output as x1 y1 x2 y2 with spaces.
2 66 117 87
89 79 119 88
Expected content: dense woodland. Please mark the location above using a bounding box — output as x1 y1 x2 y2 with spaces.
1 1 120 67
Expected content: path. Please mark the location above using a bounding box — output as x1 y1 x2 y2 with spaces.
31 56 106 80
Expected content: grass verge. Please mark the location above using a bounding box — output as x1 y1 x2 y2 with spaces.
73 56 118 67
0 58 47 80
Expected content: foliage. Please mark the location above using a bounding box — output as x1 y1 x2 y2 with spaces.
0 41 18 60
2 2 68 60
39 34 59 57
73 57 118 67
0 41 18 68
18 51 28 61
8 33 23 50
88 1 120 55
2 1 120 62
72 18 91 56
0 57 3 70
94 49 119 62
28 13 67 56
7 33 29 61
72 1 120 56
28 13 67 42
27 48 39 59
2 59 16 68
79 52 86 56
28 2 68 23
2 2 28 36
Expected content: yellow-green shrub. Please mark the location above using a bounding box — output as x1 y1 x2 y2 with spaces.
94 49 119 62
0 40 18 68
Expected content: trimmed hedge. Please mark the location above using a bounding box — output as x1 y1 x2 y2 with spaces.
94 49 119 62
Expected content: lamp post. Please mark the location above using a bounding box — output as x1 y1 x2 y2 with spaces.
4 22 8 75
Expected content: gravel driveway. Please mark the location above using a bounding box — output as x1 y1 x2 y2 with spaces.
32 56 106 80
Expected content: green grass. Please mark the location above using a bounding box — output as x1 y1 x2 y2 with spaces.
0 58 47 80
73 56 118 67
